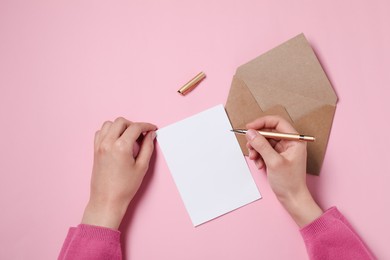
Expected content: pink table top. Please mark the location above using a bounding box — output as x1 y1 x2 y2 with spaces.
1 1 389 259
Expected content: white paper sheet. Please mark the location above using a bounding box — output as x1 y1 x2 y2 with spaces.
156 104 261 226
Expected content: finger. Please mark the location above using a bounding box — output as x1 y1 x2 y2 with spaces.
249 149 260 160
276 138 306 154
275 140 293 153
268 139 279 148
248 149 256 160
246 142 259 160
246 129 281 166
133 140 141 158
246 116 298 134
249 128 279 147
247 142 264 168
254 158 265 169
120 122 157 156
99 121 113 141
135 131 156 173
104 117 132 140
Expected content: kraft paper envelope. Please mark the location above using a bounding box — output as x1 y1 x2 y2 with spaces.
225 33 338 175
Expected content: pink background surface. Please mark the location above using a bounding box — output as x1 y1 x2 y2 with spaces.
1 0 389 259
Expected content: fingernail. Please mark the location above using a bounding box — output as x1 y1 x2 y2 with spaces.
246 129 258 141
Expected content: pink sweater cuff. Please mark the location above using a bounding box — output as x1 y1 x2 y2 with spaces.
299 206 374 259
299 206 341 240
58 224 122 259
74 224 121 242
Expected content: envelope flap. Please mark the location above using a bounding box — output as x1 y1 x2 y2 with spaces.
236 33 338 106
246 85 331 121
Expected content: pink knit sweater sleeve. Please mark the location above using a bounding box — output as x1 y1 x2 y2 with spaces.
58 207 374 259
300 207 374 260
58 224 122 260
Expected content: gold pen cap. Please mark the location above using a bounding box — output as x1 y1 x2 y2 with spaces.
178 72 206 95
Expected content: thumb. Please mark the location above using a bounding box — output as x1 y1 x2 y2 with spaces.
246 129 281 166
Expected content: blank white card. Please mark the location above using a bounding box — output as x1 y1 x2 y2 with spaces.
156 104 261 226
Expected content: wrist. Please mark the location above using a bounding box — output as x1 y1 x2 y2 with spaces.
81 200 128 230
278 188 323 228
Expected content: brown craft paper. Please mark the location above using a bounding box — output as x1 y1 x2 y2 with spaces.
225 33 338 175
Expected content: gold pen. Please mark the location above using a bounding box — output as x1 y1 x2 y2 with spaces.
231 129 315 142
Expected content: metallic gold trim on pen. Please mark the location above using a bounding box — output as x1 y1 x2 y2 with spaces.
178 72 206 95
231 129 315 142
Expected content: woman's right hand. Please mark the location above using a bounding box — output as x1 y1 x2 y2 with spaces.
245 116 323 227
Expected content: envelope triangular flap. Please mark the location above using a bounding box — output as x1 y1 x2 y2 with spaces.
235 33 337 121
